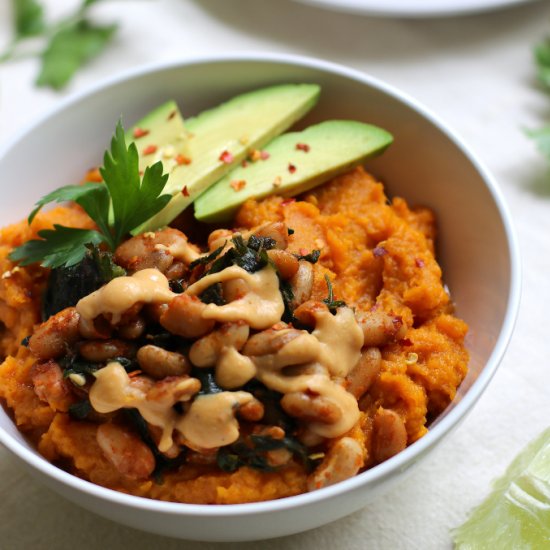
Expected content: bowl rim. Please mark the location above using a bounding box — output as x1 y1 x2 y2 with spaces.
0 52 521 517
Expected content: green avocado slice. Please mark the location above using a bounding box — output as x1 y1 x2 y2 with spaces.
194 120 393 223
132 83 321 234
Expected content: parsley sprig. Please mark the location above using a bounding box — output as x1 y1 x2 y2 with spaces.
528 37 550 161
9 121 171 269
1 0 118 90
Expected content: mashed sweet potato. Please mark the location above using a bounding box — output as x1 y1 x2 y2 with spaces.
0 167 468 503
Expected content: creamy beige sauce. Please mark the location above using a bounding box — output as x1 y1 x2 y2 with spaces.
159 238 200 264
185 265 284 330
215 347 257 389
77 269 176 324
176 391 255 449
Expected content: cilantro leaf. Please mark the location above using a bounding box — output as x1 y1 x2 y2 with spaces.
36 20 117 90
101 121 171 244
535 37 550 91
526 126 550 161
9 226 105 268
13 0 45 38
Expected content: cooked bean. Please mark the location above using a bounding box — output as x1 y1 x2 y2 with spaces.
96 423 155 480
79 339 135 363
267 249 299 280
30 360 72 410
281 392 342 424
289 261 314 308
345 347 382 399
164 261 185 281
145 376 201 405
29 307 80 360
189 322 249 367
356 310 407 347
254 222 288 249
159 294 215 339
242 327 301 357
207 229 233 251
372 408 408 464
238 399 264 422
117 316 146 340
293 300 328 327
78 316 112 340
307 437 364 491
137 345 191 378
145 303 168 324
222 278 248 302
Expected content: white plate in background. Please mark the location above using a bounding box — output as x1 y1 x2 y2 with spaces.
293 0 540 18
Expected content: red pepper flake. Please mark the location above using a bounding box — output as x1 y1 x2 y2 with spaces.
281 198 296 207
219 150 234 164
260 150 270 160
133 127 149 139
399 338 413 347
296 142 310 152
175 154 192 165
299 247 309 256
143 144 158 156
288 163 297 174
182 186 190 197
373 246 387 257
167 110 177 120
230 179 246 192
415 258 425 268
128 370 143 378
241 160 249 168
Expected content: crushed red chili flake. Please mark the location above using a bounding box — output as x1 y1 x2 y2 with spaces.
372 246 387 257
230 179 246 192
399 338 413 347
142 145 158 156
182 186 190 197
128 370 143 378
175 154 192 165
260 150 270 160
415 258 425 268
296 142 310 152
133 127 149 139
167 110 177 120
219 150 234 164
299 247 309 256
281 198 296 206
288 163 297 174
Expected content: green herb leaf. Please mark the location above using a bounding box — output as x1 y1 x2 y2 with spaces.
535 37 550 91
68 400 92 420
9 225 105 268
295 249 320 263
36 20 117 90
322 274 346 313
526 126 550 160
101 121 171 244
13 0 45 37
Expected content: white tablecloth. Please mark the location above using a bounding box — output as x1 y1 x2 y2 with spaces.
1 1 550 548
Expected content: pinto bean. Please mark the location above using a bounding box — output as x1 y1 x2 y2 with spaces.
96 423 155 480
159 294 215 339
372 408 408 464
137 345 191 378
267 249 299 280
189 322 249 367
345 347 382 399
28 307 80 361
30 360 73 410
242 327 301 357
254 222 288 249
289 261 314 308
307 437 364 491
356 310 407 347
281 392 342 424
79 339 135 363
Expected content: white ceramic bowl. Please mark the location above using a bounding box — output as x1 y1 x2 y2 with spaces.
0 54 520 542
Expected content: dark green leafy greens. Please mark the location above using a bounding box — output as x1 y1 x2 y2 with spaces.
68 399 92 420
9 121 171 269
2 0 119 90
294 249 320 263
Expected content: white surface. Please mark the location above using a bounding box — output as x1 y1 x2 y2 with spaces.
294 0 541 18
0 54 520 542
0 0 548 548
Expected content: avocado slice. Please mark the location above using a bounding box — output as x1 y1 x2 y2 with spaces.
133 83 321 234
126 100 190 178
194 120 393 223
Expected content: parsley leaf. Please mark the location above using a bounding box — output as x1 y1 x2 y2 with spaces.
9 120 171 269
322 274 346 313
14 0 45 38
101 122 171 245
535 36 550 91
36 20 117 90
9 225 105 268
526 127 550 161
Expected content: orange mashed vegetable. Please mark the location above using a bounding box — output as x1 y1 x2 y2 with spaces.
0 167 468 504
